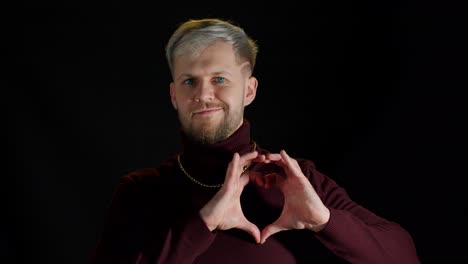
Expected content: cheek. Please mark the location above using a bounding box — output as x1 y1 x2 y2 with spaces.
218 88 243 102
178 103 191 115
174 91 191 108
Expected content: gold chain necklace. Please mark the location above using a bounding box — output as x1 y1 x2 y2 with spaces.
177 141 257 188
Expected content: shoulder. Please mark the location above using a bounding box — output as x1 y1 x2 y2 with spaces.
120 155 179 189
106 156 181 209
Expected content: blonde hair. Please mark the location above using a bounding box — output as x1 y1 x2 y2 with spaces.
165 18 258 75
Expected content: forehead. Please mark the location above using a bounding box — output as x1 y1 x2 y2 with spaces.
172 41 241 75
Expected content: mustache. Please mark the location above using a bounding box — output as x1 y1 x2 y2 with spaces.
191 102 225 114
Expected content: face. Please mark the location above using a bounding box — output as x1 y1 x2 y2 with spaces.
170 41 258 144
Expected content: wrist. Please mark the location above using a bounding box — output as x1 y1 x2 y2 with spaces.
199 208 217 232
310 207 330 232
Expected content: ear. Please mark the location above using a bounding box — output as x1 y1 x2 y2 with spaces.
169 82 178 110
244 76 258 106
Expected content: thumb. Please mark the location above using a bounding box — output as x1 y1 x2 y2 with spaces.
261 221 286 244
238 218 261 244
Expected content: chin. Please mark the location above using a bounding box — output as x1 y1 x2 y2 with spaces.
181 112 242 144
184 123 230 144
193 127 225 144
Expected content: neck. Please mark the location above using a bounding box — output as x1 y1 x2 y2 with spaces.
179 119 254 186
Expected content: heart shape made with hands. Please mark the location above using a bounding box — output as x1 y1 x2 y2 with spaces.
200 150 330 244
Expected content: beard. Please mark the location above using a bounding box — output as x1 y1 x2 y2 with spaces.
178 102 244 145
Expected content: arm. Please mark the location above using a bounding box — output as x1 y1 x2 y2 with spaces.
255 150 420 263
305 160 420 264
89 172 216 264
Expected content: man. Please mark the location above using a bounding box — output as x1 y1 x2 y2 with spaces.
90 18 420 263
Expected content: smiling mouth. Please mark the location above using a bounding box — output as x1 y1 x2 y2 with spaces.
192 108 223 116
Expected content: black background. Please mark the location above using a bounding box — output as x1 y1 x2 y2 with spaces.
10 1 467 263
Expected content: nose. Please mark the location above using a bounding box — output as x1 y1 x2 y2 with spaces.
194 79 214 102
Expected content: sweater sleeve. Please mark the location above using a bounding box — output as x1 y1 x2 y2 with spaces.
301 160 420 264
89 174 216 264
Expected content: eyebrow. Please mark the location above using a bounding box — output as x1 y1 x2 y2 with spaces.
176 71 233 81
213 70 232 76
176 73 192 81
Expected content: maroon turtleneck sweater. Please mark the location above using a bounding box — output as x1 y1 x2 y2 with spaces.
89 120 420 264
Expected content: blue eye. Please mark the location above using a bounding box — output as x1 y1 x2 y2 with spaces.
214 77 225 83
183 79 193 85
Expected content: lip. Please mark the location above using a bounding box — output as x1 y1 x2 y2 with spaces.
192 108 223 115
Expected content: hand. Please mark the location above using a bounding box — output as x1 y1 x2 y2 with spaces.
199 151 264 243
254 150 330 244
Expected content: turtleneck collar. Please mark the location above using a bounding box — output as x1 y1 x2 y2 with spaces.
178 119 256 185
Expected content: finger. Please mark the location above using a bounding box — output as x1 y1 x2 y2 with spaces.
279 150 292 164
266 153 282 161
267 150 294 175
261 221 286 244
268 156 288 170
279 150 303 176
251 154 266 163
225 152 241 185
239 218 261 244
239 150 259 164
238 151 259 172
